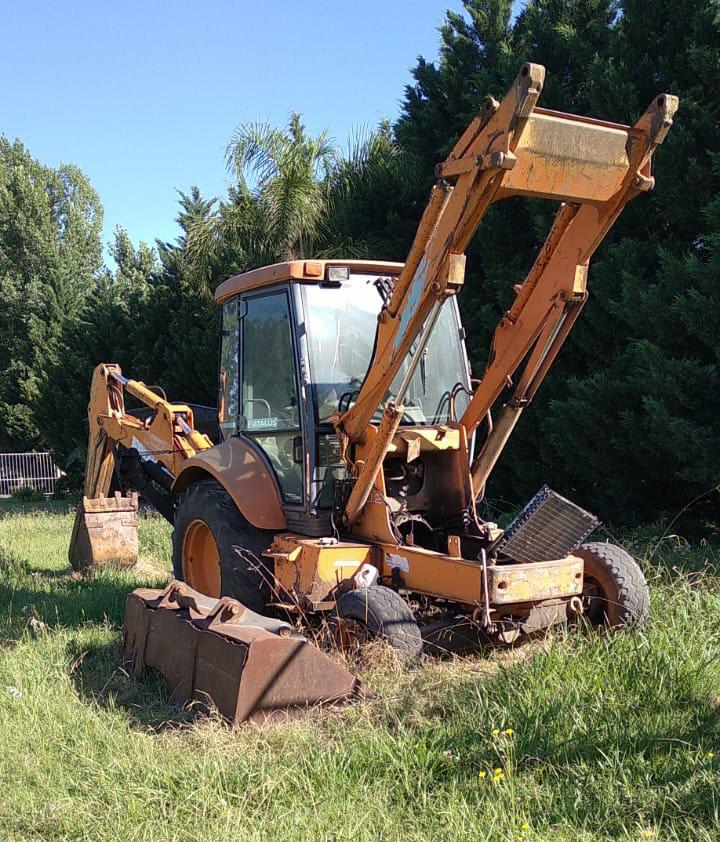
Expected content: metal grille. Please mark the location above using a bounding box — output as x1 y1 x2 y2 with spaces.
498 486 599 564
0 452 60 497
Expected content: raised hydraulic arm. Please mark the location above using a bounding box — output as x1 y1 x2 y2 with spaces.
336 62 677 510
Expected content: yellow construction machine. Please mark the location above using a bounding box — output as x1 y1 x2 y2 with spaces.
70 64 678 723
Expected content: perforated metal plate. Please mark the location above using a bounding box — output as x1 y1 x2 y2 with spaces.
497 486 599 564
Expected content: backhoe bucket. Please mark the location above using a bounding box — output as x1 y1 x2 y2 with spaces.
123 581 360 724
69 492 139 571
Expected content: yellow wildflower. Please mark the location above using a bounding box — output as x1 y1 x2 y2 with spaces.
707 752 715 759
478 770 487 779
504 728 514 736
491 728 500 735
521 823 529 831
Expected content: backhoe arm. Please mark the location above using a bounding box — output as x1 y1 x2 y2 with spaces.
83 363 212 498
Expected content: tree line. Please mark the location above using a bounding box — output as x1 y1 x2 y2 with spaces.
1 0 718 525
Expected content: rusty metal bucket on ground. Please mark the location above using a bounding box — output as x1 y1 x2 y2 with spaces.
69 492 139 571
123 581 361 724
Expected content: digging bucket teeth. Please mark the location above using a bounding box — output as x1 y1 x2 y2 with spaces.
69 492 139 571
123 580 361 724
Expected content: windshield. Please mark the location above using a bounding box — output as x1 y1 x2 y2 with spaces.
302 273 471 425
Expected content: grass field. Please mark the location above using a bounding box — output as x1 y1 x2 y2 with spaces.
1 501 720 841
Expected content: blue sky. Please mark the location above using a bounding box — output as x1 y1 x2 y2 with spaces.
4 0 473 256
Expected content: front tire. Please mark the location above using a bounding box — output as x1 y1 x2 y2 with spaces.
336 585 423 661
574 542 650 629
171 478 275 612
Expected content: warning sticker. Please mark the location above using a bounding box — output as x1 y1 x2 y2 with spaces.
130 436 158 463
386 553 410 572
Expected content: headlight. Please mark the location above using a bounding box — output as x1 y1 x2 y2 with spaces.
326 265 350 283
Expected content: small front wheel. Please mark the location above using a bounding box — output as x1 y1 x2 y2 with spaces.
574 542 650 629
336 585 423 661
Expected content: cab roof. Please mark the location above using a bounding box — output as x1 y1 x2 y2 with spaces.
214 259 404 305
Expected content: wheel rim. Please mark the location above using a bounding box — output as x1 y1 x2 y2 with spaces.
581 575 607 625
181 518 222 597
580 558 620 626
329 617 370 653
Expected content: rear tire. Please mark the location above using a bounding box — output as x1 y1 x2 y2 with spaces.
336 585 423 661
171 478 275 612
574 542 649 629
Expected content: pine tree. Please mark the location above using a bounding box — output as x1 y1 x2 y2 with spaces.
0 138 103 452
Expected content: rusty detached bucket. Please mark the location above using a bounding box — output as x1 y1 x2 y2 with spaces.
69 492 139 571
123 581 361 724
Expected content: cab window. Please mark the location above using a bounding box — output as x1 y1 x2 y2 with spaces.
218 297 239 440
241 290 303 503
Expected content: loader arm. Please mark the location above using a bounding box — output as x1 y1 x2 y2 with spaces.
83 363 213 499
337 62 677 505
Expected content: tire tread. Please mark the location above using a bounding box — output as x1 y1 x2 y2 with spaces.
171 478 275 611
577 541 649 627
337 585 423 660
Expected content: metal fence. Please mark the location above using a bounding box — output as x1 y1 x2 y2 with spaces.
0 452 61 497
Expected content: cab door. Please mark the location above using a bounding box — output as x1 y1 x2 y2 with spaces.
239 287 304 506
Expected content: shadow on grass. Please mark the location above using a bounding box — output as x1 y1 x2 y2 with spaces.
0 574 137 638
0 543 194 730
0 548 164 641
67 638 197 732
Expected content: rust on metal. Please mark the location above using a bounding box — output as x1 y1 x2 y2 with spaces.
172 435 287 530
123 581 360 724
487 556 584 605
342 402 403 524
69 491 139 571
266 534 373 609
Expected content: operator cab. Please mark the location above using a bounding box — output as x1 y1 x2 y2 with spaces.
215 260 472 536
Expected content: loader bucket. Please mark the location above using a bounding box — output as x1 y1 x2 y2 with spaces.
69 492 139 571
122 581 361 724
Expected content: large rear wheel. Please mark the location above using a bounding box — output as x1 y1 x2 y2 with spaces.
171 478 276 612
574 542 650 629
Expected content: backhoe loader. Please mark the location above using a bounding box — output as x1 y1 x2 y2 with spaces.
70 64 678 723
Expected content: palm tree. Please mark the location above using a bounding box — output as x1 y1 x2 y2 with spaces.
225 112 338 261
321 121 416 258
186 113 408 272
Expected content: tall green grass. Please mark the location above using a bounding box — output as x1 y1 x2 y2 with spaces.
0 501 719 841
